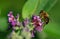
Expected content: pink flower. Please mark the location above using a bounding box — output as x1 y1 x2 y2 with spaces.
32 15 43 32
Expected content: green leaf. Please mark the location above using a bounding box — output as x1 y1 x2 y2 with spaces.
44 22 60 38
22 0 40 19
0 17 8 32
0 0 26 17
35 0 49 14
43 0 58 12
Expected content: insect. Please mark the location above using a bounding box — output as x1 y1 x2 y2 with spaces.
39 10 49 24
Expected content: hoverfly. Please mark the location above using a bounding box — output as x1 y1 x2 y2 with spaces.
40 10 49 24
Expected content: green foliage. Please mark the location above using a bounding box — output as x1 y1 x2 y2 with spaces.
22 0 40 19
43 0 57 12
0 17 8 31
35 0 49 14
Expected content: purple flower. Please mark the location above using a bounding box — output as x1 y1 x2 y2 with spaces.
8 11 17 26
8 17 12 22
8 11 13 17
36 16 41 22
8 16 14 23
11 19 16 26
23 18 30 26
8 11 14 23
35 26 42 32
32 15 43 32
32 15 37 20
31 31 35 37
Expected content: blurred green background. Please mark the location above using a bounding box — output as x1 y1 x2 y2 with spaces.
0 0 60 39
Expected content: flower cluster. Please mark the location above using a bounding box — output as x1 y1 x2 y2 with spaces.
7 11 45 39
8 11 20 26
32 15 43 32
